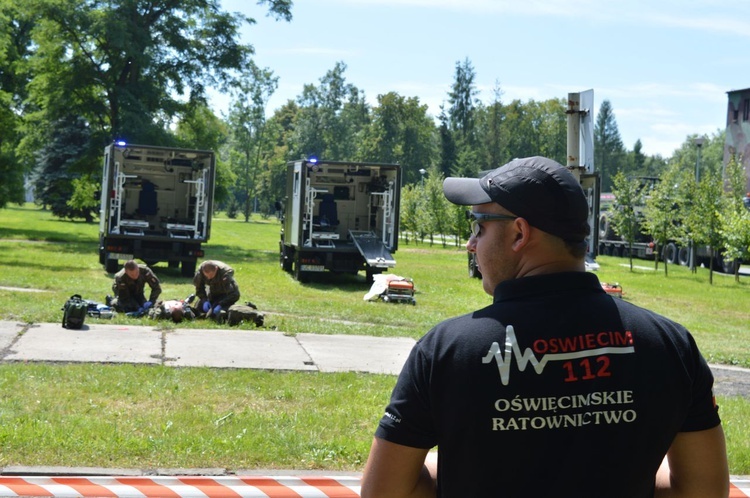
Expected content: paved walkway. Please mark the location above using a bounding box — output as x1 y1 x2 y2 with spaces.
0 321 415 375
2 319 749 394
0 320 748 497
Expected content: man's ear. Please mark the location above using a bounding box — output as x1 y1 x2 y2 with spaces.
510 217 532 252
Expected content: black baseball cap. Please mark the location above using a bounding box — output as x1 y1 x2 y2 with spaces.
443 156 590 242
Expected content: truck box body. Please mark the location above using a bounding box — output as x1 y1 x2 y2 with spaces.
279 159 401 282
98 142 216 277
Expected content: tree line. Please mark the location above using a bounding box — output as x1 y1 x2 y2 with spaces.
2 1 746 263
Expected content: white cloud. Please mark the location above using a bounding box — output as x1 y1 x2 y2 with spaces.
646 13 750 37
329 0 750 37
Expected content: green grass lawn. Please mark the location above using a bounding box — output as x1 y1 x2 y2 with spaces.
0 203 749 473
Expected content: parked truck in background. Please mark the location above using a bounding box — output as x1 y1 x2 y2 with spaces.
279 158 401 283
597 173 747 273
98 142 216 277
597 189 743 274
596 87 750 274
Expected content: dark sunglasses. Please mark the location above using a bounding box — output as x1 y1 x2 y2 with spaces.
467 211 518 237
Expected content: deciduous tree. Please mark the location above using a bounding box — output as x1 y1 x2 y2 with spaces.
720 157 750 282
226 63 278 221
356 92 437 184
0 0 34 207
16 0 292 217
642 164 685 274
610 171 643 272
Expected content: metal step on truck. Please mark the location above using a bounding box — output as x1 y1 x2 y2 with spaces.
279 158 401 283
98 142 216 277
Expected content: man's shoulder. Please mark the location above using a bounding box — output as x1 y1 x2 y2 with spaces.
611 297 681 326
219 267 236 279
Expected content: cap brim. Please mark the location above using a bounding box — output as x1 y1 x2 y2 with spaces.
443 177 493 205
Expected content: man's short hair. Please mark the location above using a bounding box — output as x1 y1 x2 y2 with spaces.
443 156 590 244
201 261 218 273
124 260 139 271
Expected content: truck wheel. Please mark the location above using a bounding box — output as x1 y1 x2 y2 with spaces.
105 255 119 274
677 247 690 266
663 243 678 264
598 214 610 239
168 260 179 269
721 257 739 274
294 263 309 283
181 260 196 277
292 256 309 283
280 244 293 272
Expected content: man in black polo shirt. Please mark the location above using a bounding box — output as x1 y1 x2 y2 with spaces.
362 156 728 497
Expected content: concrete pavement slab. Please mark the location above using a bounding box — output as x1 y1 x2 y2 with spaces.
1 466 144 477
0 320 23 350
5 323 161 364
297 333 415 375
165 329 318 371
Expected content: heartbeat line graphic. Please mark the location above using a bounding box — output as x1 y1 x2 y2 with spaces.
482 325 635 386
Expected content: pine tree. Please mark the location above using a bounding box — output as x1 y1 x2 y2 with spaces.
594 100 625 191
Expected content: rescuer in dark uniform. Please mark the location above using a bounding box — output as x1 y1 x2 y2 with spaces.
192 260 240 321
362 156 729 498
109 259 161 314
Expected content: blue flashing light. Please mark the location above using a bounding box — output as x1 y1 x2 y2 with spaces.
307 156 318 164
115 140 127 146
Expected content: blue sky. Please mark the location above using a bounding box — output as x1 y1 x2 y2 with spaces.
216 0 750 159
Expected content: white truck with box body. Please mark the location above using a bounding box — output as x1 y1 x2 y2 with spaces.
98 142 216 277
279 158 401 283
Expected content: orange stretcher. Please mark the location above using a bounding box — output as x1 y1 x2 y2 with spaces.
601 282 623 298
381 278 416 305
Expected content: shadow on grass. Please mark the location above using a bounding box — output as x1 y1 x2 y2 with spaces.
623 262 746 287
292 271 374 291
0 226 98 244
204 244 279 262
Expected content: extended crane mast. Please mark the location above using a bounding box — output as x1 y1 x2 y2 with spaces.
566 90 600 264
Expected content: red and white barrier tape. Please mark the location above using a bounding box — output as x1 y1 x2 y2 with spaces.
733 479 750 498
0 476 360 497
0 475 746 497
